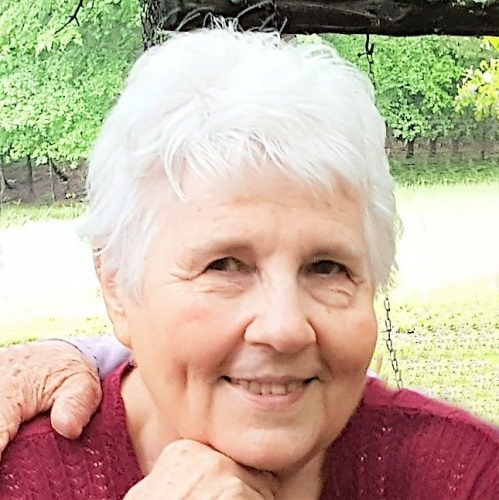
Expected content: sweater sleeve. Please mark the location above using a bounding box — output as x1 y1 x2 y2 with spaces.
63 335 132 378
366 379 499 499
323 378 499 499
403 412 499 499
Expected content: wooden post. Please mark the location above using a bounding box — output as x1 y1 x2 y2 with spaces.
140 0 499 47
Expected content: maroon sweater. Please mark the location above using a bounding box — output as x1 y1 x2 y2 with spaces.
1 363 497 499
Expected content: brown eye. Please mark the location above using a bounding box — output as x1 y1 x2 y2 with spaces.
308 260 346 276
206 257 243 272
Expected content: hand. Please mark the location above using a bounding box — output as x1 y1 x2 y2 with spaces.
124 439 277 500
0 340 102 459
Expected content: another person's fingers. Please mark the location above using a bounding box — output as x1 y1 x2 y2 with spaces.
0 361 28 456
0 341 103 454
0 398 21 442
238 469 278 500
50 372 103 439
124 439 277 500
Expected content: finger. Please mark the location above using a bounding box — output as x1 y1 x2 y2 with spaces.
0 430 10 458
238 470 278 500
0 401 22 452
50 374 102 439
218 474 276 500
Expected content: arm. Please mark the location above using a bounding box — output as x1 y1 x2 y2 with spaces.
63 335 132 378
0 335 130 459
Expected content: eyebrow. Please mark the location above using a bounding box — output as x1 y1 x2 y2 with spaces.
183 237 254 258
306 243 362 261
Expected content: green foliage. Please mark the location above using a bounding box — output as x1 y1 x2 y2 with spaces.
1 8 497 169
315 34 488 142
0 0 142 167
457 38 499 119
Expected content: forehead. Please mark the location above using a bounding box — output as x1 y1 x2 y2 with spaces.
154 168 367 261
179 164 361 212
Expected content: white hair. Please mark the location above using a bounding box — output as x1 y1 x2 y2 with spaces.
79 25 398 296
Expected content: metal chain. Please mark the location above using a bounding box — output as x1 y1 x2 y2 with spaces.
358 38 402 389
358 33 376 89
383 296 403 389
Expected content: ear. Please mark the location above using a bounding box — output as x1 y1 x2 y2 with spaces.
99 267 132 348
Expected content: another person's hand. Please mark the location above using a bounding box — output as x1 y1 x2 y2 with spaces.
124 439 277 500
0 341 102 459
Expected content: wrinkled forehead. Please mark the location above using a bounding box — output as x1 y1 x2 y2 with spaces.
144 158 368 260
153 165 366 251
196 163 357 201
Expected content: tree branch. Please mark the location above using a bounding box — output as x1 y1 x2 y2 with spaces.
141 0 499 37
55 0 85 35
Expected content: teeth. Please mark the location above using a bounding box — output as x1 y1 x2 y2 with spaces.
249 381 261 395
260 383 272 395
228 378 309 395
271 383 287 395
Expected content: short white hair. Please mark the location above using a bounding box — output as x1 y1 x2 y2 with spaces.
80 25 398 296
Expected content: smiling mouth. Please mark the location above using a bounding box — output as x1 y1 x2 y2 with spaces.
221 376 317 396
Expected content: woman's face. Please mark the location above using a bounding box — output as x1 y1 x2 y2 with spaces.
111 168 377 474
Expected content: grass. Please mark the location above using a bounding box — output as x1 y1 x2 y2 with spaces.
0 316 111 347
0 201 86 228
391 159 499 187
373 284 499 424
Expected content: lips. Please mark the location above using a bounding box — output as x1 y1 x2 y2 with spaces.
222 376 316 396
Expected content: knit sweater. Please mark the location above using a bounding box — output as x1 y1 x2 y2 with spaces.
1 363 497 499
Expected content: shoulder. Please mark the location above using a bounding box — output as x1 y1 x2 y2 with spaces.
0 362 140 499
325 378 498 499
361 377 498 442
0 414 66 497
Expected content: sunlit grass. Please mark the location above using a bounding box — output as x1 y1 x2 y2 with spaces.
373 283 499 424
391 159 499 187
0 201 86 228
396 177 499 202
0 316 111 347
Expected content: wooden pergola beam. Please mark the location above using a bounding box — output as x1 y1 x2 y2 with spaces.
142 0 499 41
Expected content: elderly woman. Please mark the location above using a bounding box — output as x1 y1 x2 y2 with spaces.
0 26 497 499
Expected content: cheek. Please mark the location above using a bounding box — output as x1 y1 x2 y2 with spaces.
130 289 249 371
316 305 377 374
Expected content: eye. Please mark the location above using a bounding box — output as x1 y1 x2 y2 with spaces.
205 257 245 273
307 259 347 276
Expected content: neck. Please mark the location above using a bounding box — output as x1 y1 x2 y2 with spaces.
121 367 176 473
121 367 325 499
273 453 326 500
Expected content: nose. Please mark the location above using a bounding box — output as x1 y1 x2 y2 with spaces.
244 276 317 354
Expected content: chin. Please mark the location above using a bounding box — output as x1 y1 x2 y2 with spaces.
218 433 321 475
